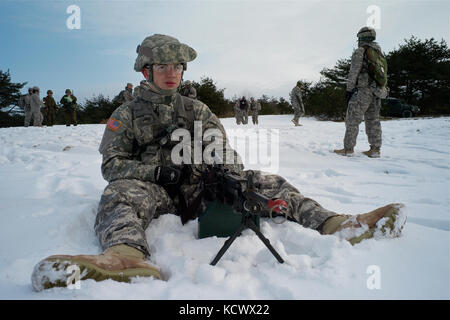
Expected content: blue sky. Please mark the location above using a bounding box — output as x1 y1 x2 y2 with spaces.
1 0 449 103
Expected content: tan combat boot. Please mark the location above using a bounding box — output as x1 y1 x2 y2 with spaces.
363 146 381 158
31 244 163 291
321 203 406 245
333 148 354 156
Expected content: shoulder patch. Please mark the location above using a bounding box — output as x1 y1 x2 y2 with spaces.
107 118 122 132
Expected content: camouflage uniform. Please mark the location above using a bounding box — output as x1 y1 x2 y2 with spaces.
343 31 387 151
60 92 78 126
30 88 44 127
23 91 33 127
30 33 405 292
249 98 261 125
290 85 305 124
183 85 197 99
43 92 57 126
133 81 149 98
96 90 337 258
114 85 134 104
234 97 249 125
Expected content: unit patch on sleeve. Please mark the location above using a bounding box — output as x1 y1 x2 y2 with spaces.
107 118 122 132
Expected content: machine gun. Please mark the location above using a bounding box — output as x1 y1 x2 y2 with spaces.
200 165 288 266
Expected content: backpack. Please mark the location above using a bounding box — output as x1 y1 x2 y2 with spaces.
364 45 388 88
239 100 247 110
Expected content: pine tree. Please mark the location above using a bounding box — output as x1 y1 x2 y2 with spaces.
0 70 27 127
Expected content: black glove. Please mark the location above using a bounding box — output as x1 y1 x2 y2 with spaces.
154 166 182 185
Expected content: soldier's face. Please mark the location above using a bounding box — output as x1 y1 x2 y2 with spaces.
152 63 183 90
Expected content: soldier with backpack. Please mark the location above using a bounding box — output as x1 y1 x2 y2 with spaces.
334 27 388 158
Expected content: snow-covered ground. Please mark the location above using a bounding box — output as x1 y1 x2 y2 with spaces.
0 115 449 299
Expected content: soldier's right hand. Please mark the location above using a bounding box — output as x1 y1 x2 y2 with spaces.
154 166 182 185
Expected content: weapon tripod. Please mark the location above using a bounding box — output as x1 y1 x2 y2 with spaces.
210 211 285 266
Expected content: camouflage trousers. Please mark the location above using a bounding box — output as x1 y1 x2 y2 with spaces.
44 109 57 126
235 112 248 125
344 87 382 150
251 110 259 124
25 107 43 127
64 109 77 126
292 105 304 122
95 170 338 256
24 108 31 127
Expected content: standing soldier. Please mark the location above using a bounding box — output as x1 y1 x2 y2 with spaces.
234 96 249 125
249 97 261 125
23 88 33 127
182 80 197 99
60 89 78 126
290 81 305 126
334 27 388 158
114 83 134 104
30 86 44 127
43 90 57 126
133 80 149 98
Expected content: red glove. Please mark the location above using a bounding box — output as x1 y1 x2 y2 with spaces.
267 199 288 213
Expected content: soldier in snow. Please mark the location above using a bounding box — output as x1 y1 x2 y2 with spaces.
43 90 58 126
31 34 406 291
249 97 261 125
30 86 44 127
234 96 249 125
334 27 388 158
290 81 305 126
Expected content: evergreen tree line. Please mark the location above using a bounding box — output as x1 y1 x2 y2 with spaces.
1 36 448 127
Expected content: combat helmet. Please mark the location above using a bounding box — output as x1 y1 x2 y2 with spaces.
32 86 40 92
47 90 53 94
357 26 376 42
134 34 197 94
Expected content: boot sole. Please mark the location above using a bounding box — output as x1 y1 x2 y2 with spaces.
31 256 163 292
349 203 406 245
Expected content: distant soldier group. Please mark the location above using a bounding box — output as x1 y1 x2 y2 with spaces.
18 86 77 127
18 26 386 161
234 96 261 125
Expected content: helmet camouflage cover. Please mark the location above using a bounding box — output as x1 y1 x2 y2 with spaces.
357 26 376 41
134 34 197 72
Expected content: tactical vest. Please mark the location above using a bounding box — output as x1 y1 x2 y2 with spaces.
129 93 195 166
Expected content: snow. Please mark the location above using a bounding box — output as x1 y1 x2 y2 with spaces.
0 115 449 299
